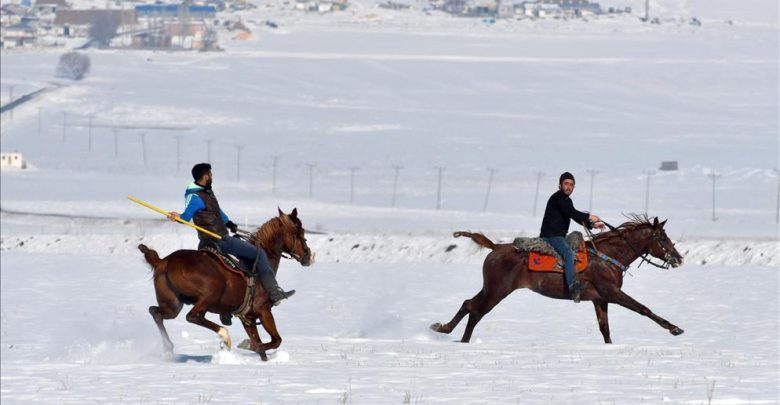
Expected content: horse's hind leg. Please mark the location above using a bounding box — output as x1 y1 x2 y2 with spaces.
609 290 684 337
592 300 612 344
459 286 516 343
185 300 233 349
149 278 183 355
430 290 484 335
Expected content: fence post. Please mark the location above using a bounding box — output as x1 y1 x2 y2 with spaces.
533 171 544 217
391 165 402 207
483 167 497 212
436 167 445 210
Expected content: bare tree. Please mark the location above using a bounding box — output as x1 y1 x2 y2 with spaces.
56 52 91 80
89 14 120 48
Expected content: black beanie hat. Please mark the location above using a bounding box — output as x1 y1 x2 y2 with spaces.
559 172 575 184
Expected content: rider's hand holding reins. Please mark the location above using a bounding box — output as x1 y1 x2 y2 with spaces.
589 214 606 230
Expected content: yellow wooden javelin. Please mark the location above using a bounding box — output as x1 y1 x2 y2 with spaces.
127 195 222 239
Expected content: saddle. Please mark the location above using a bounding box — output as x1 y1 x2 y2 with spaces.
197 239 258 323
197 239 253 276
513 231 589 273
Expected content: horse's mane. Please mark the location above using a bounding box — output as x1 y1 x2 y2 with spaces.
592 213 654 243
250 217 284 251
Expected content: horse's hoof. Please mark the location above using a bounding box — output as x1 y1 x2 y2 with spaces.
670 327 684 336
259 351 268 361
430 323 442 332
237 339 252 350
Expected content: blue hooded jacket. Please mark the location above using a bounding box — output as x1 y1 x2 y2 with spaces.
180 182 230 224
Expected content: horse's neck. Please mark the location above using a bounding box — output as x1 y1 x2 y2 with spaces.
253 219 284 272
595 228 645 266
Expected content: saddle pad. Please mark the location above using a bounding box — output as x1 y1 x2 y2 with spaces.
528 241 588 273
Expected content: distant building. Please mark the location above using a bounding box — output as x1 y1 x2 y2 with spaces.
0 153 27 170
1 22 37 48
659 161 678 171
53 9 137 37
131 20 218 50
31 0 70 15
135 4 217 20
1 4 28 26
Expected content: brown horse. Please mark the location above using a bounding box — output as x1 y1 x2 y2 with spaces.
431 215 684 343
138 208 313 361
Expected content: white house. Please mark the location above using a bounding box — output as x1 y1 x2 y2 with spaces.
0 153 27 170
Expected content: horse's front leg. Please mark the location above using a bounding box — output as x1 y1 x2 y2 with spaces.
607 289 684 336
258 306 283 352
238 318 268 361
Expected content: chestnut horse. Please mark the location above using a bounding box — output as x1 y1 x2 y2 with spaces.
138 208 313 361
431 215 684 343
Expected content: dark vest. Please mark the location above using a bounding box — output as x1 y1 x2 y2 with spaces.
193 189 228 240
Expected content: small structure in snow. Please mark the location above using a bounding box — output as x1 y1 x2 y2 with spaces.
659 161 678 171
0 152 27 170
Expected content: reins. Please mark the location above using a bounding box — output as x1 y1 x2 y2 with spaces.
599 220 672 270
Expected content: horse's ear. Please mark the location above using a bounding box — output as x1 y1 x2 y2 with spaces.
278 207 285 217
660 219 667 228
653 217 659 227
291 208 298 218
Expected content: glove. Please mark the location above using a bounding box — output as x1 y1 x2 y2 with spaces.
226 221 238 233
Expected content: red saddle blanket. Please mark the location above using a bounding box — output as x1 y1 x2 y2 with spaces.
528 241 588 273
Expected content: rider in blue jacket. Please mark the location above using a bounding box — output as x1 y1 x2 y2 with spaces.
168 163 295 324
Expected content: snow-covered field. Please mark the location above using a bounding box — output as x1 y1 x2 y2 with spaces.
1 0 778 403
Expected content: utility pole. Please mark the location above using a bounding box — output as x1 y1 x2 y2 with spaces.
271 156 279 194
87 115 94 152
140 132 147 167
436 167 445 210
708 172 720 221
483 167 497 212
775 168 779 224
62 112 67 142
586 169 598 212
643 0 649 21
174 135 182 171
533 171 544 217
8 86 13 120
391 165 402 207
235 145 242 182
113 128 119 157
643 170 655 215
306 163 315 198
349 167 359 204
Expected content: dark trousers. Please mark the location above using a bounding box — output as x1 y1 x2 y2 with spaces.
543 236 576 288
215 235 273 276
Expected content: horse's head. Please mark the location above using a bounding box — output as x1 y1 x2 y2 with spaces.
640 217 683 268
277 207 314 267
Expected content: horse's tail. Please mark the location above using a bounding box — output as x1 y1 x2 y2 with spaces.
453 231 496 250
138 244 167 275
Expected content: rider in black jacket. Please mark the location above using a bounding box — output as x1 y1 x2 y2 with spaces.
540 172 604 302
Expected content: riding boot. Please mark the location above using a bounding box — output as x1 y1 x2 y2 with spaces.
220 313 232 326
259 271 295 306
569 280 587 303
